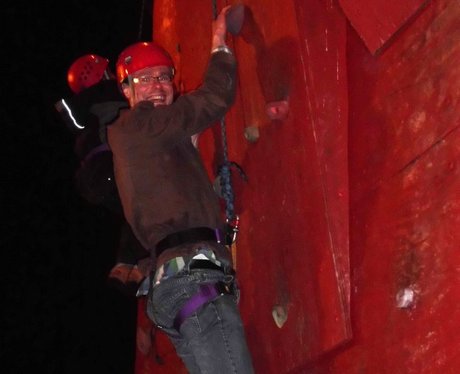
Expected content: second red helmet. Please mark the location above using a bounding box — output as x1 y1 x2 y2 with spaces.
67 54 109 94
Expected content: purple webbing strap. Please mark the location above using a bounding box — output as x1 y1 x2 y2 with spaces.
173 283 220 330
214 228 223 243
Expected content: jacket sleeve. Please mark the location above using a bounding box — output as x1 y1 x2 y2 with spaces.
128 51 237 148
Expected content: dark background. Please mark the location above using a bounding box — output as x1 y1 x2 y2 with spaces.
3 1 153 372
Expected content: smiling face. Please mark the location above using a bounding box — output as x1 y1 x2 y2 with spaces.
122 65 174 107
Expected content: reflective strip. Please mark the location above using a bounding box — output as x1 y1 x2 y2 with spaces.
60 99 85 129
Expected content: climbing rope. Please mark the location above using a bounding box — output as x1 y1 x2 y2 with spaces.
212 0 235 223
211 0 218 20
219 117 236 221
137 0 146 40
211 0 247 242
212 0 235 222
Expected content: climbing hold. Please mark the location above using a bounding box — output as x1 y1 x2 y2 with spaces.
226 4 245 35
244 126 260 143
396 286 417 309
266 100 289 121
272 305 288 328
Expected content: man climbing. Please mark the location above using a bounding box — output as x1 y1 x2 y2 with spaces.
107 6 253 373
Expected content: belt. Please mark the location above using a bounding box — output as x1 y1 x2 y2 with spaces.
153 249 224 286
189 259 222 271
155 227 221 256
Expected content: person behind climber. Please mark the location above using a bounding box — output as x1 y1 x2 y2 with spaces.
107 6 253 373
56 54 152 294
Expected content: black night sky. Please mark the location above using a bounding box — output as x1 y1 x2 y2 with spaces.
3 1 152 372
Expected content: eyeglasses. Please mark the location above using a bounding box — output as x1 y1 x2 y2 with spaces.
132 73 173 85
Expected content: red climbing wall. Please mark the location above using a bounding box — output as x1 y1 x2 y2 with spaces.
312 0 460 372
134 0 460 373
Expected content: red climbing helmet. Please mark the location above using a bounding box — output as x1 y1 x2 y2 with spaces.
116 41 174 84
67 54 109 94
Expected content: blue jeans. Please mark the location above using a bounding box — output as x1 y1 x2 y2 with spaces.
147 266 254 373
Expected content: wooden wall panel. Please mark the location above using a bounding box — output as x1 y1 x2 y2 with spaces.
348 0 460 204
338 0 429 54
316 0 460 372
226 0 350 370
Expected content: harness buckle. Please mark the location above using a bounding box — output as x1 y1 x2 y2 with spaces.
215 280 233 295
225 215 240 245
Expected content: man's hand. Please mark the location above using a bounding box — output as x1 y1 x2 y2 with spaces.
212 5 231 50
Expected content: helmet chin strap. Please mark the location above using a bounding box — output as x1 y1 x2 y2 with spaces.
127 76 138 106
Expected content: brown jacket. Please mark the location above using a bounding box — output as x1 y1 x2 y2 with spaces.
107 51 237 267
